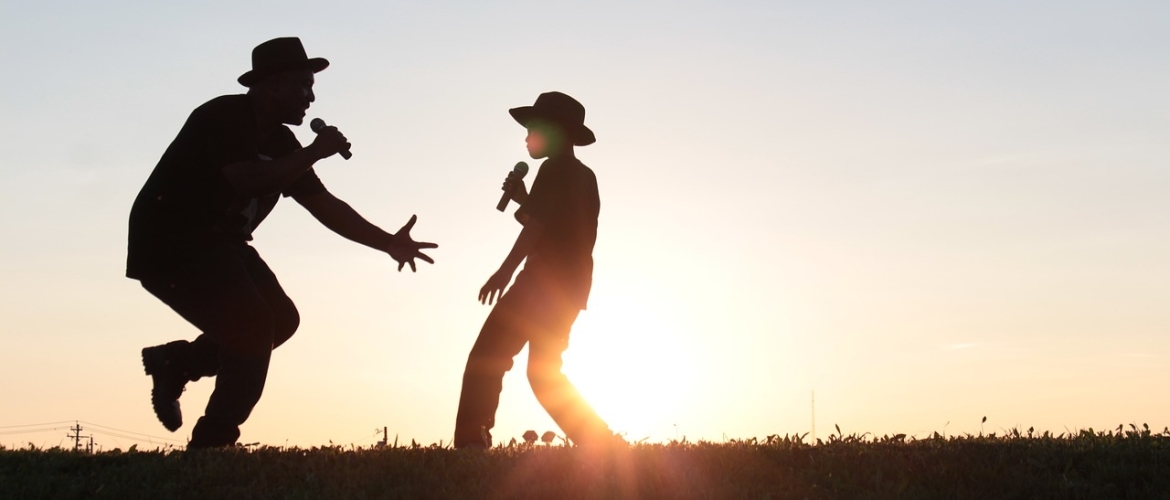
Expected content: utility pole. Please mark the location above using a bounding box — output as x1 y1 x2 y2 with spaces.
811 391 816 443
376 427 388 448
68 422 92 453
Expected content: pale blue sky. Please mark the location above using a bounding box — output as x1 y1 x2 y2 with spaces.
1 1 1167 449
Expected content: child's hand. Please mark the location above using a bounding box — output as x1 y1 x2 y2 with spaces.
502 172 528 204
479 269 513 305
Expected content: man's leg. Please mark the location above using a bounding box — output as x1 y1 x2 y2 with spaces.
139 244 293 445
189 245 300 448
527 305 614 446
240 245 300 350
453 288 530 449
188 348 271 448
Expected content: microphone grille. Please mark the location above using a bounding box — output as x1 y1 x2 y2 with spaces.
309 118 326 132
514 161 529 178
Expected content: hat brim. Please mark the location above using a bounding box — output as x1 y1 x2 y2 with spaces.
238 57 330 87
510 106 595 146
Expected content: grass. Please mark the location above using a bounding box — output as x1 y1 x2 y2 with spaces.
3 425 1169 499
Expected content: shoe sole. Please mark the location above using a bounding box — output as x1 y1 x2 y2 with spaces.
142 346 183 432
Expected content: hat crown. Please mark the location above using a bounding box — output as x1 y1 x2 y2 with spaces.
252 37 310 70
532 92 586 124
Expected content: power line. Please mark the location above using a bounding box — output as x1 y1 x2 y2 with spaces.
0 426 72 436
78 421 185 444
87 428 185 445
1 421 187 447
0 420 76 429
2 420 184 443
87 429 184 446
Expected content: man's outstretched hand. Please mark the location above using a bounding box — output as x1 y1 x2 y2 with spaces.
386 215 437 272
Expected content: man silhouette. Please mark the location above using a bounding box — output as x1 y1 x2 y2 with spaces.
127 37 436 448
453 92 617 449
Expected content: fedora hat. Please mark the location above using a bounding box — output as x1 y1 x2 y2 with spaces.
509 92 596 146
237 37 329 87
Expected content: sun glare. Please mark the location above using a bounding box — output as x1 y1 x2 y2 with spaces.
562 293 695 442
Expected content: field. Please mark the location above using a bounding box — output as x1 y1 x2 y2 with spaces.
3 426 1169 499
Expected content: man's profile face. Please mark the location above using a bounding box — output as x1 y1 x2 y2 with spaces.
267 70 316 126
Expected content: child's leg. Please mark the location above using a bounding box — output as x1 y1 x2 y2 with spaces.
453 288 531 448
527 307 613 445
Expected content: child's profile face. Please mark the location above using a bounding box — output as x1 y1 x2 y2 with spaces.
525 128 548 159
525 121 566 159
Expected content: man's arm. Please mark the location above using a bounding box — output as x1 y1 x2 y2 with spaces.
221 126 348 198
479 217 544 305
297 190 437 271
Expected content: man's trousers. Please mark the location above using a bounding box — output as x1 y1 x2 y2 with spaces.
141 242 299 446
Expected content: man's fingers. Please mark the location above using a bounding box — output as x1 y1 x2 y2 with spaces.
397 214 418 234
415 252 435 264
408 260 417 272
416 241 439 250
397 260 405 272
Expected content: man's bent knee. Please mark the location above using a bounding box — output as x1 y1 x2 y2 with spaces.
272 307 300 349
216 308 276 356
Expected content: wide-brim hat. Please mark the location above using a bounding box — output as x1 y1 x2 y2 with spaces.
509 91 596 146
238 37 329 87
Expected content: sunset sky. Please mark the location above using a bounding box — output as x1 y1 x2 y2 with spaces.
1 1 1168 450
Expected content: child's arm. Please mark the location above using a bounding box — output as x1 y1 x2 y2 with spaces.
478 218 545 305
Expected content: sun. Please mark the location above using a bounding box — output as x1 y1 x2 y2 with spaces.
561 292 695 442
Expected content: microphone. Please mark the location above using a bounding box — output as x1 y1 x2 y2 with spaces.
309 118 352 160
496 161 529 212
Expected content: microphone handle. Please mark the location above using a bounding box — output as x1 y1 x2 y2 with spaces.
495 163 527 211
496 187 513 212
310 118 352 159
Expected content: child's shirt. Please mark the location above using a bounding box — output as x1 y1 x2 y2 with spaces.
514 156 600 310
